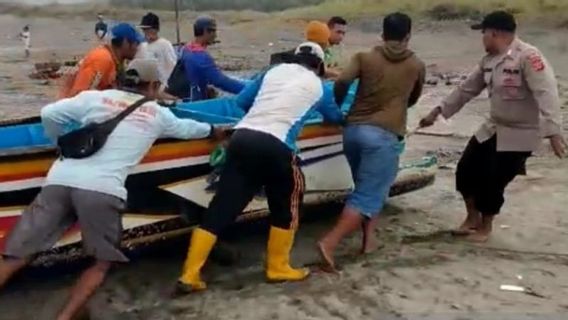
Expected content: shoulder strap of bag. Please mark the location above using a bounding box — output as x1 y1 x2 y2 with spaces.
101 96 153 131
114 96 152 122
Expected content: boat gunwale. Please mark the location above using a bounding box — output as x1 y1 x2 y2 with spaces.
0 120 341 160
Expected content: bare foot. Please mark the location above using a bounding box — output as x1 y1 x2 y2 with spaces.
465 230 491 243
452 214 482 236
360 222 378 254
453 197 482 236
317 241 338 274
465 214 493 242
452 222 479 236
360 237 378 255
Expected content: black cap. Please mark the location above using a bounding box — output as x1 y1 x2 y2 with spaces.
471 11 516 32
139 12 160 30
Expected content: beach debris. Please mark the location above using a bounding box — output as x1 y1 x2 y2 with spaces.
500 284 525 292
516 274 523 280
426 78 439 86
439 163 457 170
28 60 78 80
425 71 467 86
414 130 455 137
525 288 547 299
500 225 511 230
427 148 463 163
397 292 409 299
500 285 547 299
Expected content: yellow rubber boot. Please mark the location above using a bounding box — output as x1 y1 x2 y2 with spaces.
178 228 217 292
266 226 310 282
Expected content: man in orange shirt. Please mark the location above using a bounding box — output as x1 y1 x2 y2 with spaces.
60 23 143 98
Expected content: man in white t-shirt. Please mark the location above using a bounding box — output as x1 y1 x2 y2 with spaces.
137 13 178 89
0 59 221 320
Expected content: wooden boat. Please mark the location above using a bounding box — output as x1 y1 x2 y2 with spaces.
0 82 437 267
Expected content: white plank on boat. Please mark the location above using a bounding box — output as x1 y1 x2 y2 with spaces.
160 153 354 211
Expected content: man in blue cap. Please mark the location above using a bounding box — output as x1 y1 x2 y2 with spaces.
60 23 144 99
168 16 244 100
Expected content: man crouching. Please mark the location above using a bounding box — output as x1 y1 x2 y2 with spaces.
176 42 344 293
0 59 220 320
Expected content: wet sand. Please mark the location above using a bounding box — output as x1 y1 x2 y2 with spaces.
0 13 568 320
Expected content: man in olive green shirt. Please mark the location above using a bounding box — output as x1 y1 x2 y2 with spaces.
325 16 348 79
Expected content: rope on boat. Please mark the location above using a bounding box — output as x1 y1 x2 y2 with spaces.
399 156 438 170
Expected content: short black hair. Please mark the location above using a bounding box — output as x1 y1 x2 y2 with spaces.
111 37 136 47
111 38 123 47
328 16 347 28
383 12 412 41
471 10 517 33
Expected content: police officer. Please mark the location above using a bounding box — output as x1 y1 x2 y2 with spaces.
420 11 566 243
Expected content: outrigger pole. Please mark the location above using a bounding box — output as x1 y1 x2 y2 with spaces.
175 0 181 44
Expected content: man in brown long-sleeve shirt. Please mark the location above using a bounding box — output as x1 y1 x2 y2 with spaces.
420 11 566 242
319 12 425 272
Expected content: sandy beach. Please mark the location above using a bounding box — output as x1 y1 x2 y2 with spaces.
0 10 567 320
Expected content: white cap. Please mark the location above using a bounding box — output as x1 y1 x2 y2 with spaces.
294 41 325 62
126 59 160 83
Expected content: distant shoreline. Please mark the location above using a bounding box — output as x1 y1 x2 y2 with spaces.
1 0 567 29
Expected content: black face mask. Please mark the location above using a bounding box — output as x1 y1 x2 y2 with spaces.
317 62 325 77
293 53 324 77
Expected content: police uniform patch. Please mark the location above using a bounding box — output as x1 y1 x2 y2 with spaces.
528 53 545 72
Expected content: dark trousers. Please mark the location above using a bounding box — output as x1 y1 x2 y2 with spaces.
456 135 530 216
201 129 305 235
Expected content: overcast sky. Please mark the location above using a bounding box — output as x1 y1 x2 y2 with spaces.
0 0 106 4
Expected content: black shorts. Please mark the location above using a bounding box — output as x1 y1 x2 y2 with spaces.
456 135 530 215
201 129 305 235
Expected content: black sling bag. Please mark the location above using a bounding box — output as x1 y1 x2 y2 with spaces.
57 97 152 159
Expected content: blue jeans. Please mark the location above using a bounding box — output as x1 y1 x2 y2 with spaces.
343 124 400 218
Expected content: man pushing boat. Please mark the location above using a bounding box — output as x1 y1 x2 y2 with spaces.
0 59 222 320
318 12 426 272
176 42 344 293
